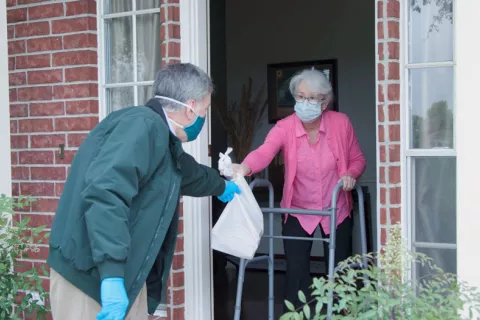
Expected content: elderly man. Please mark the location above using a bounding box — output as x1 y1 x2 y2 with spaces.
47 63 240 320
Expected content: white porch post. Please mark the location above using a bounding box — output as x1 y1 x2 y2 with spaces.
0 0 12 196
180 0 213 319
456 0 480 291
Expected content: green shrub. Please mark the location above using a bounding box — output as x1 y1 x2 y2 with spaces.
281 224 480 320
0 195 50 319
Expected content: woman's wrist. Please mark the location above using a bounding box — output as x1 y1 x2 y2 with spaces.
242 164 252 176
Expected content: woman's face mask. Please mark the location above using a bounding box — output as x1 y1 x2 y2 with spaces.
294 100 324 123
155 96 206 141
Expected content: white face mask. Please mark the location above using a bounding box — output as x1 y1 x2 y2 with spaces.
294 100 323 123
155 96 206 141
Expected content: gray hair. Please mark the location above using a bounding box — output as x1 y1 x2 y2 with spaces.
289 68 333 99
152 63 214 112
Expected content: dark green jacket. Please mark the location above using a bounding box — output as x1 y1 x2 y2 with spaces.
47 99 225 314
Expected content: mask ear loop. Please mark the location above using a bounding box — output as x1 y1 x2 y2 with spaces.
155 95 196 113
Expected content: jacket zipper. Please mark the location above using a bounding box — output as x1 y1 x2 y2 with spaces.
134 176 179 289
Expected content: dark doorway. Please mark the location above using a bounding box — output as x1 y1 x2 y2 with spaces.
209 0 377 319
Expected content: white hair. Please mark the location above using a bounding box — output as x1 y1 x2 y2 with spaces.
152 63 214 112
289 68 333 99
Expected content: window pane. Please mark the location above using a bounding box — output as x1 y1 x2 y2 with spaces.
138 86 153 105
107 87 134 112
104 0 133 14
413 157 456 244
415 247 456 278
408 1 454 63
136 0 160 10
105 17 134 83
137 13 162 82
409 67 454 149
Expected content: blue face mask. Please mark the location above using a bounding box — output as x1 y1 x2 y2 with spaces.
183 114 206 141
294 100 323 123
155 96 206 141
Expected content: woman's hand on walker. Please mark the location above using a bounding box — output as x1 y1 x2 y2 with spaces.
338 174 356 191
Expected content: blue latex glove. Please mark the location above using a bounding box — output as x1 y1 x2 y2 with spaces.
217 180 241 203
96 278 129 320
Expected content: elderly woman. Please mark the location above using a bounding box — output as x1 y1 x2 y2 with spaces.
233 68 366 309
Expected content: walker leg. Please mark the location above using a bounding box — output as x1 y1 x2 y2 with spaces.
234 259 247 320
326 240 335 320
326 209 338 319
268 212 274 320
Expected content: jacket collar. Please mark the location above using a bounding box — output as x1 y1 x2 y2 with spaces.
145 98 184 167
145 98 167 122
145 98 179 135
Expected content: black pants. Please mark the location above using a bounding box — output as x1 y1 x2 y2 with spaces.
282 215 353 310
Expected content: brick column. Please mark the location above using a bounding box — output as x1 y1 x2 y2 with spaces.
158 1 185 320
160 0 180 67
377 0 401 246
7 2 99 315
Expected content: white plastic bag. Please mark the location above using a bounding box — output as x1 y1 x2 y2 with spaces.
212 149 264 260
218 147 234 179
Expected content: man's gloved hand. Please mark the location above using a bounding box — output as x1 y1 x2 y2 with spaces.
217 180 241 203
97 278 129 320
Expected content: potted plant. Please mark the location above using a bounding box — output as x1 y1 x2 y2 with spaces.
214 77 268 167
281 224 480 319
0 195 50 319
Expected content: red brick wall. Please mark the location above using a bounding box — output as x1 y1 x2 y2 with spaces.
7 0 184 319
377 0 401 246
7 3 99 316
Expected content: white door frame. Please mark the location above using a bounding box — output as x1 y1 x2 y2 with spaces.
456 0 480 293
0 0 12 197
180 0 213 319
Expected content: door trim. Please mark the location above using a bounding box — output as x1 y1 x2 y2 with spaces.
456 0 480 300
180 0 213 319
0 0 12 196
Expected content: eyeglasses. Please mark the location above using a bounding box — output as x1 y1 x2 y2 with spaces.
294 94 324 104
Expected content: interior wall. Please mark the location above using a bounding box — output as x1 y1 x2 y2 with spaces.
211 0 377 256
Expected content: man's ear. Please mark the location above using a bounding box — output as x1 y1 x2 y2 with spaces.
185 100 196 120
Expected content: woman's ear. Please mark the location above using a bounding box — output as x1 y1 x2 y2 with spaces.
323 96 333 110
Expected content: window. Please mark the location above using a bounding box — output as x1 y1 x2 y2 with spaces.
97 0 167 313
405 0 456 279
99 0 162 114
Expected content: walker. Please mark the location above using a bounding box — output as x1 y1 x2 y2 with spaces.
231 179 368 320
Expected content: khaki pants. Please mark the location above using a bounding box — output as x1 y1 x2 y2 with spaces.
50 268 148 320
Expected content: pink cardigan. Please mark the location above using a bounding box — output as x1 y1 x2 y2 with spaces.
243 111 366 214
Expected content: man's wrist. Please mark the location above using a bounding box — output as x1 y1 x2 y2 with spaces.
98 260 125 280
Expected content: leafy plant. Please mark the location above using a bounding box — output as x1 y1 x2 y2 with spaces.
214 77 268 162
281 224 480 320
0 195 50 319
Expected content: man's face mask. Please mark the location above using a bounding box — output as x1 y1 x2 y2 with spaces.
155 96 206 141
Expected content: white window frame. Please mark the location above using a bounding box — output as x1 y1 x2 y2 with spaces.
97 0 160 120
401 0 457 279
96 1 167 317
0 0 12 197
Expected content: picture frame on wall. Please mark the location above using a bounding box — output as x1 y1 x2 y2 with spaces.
266 59 339 123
